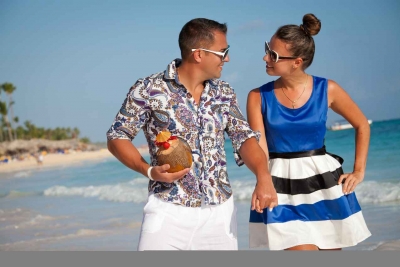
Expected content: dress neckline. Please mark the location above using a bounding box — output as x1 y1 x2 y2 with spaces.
271 75 315 111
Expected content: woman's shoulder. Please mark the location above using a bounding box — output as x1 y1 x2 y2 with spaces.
248 80 274 95
311 76 344 104
311 75 328 82
258 80 275 93
326 79 346 97
310 75 333 92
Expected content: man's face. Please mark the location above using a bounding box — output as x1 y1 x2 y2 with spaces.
201 31 230 79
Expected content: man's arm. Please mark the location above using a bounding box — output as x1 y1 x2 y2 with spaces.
239 136 278 213
224 85 277 212
107 79 189 183
107 139 189 183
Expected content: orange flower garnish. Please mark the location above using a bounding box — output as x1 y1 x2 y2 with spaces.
156 130 172 143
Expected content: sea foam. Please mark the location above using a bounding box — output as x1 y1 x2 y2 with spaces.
43 178 149 203
43 179 400 204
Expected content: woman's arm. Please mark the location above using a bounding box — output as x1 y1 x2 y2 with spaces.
245 88 277 213
247 89 269 158
328 80 371 193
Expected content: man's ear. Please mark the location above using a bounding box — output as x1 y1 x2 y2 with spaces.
192 49 202 63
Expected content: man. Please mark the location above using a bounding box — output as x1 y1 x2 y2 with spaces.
107 18 277 250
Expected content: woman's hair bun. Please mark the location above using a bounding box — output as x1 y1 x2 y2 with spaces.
300 13 321 36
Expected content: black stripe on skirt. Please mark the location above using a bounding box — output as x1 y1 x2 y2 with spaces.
272 167 344 195
269 146 345 195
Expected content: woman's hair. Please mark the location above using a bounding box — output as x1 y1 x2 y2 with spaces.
275 14 321 69
178 18 227 60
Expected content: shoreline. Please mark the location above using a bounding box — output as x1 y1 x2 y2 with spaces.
0 147 149 175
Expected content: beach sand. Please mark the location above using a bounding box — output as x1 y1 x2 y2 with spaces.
0 149 114 174
0 147 148 175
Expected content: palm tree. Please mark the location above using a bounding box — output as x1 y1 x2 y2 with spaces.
1 83 16 141
0 87 3 142
15 125 25 139
13 116 19 140
0 114 4 142
66 127 72 139
72 127 80 139
24 120 36 139
0 101 12 141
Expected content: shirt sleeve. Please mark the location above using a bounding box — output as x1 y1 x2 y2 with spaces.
224 85 261 166
106 79 151 141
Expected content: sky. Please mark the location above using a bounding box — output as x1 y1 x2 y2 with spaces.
1 0 399 145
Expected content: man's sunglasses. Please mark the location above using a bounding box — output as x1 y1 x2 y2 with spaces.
265 41 298 62
191 45 230 61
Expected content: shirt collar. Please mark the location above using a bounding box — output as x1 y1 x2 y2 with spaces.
163 58 218 87
164 58 182 85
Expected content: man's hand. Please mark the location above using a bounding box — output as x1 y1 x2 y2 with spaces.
150 164 190 183
251 179 278 213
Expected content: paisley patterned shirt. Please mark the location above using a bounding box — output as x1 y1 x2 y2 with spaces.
107 59 260 207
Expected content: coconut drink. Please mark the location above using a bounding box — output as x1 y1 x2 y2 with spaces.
155 130 192 173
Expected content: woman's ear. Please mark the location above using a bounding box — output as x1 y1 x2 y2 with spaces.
292 58 303 69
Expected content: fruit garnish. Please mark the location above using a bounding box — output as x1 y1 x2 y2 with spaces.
163 142 170 149
156 130 171 143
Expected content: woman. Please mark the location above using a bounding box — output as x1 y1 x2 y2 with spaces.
247 13 371 250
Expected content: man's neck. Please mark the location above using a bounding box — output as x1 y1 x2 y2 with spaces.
177 62 206 103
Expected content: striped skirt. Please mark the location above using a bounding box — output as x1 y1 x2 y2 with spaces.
249 149 371 250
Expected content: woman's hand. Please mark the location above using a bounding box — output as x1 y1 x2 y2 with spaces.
251 179 278 213
338 171 365 194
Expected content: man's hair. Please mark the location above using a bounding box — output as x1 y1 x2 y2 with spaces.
178 18 227 60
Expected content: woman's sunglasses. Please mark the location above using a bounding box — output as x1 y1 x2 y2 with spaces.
191 45 230 61
265 41 298 62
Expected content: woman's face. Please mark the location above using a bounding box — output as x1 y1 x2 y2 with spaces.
263 35 296 76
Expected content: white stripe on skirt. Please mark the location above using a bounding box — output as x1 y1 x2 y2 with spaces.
249 211 371 250
269 154 341 180
276 184 344 205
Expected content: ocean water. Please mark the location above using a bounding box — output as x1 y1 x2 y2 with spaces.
0 119 399 251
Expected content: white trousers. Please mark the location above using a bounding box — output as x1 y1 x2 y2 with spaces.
137 194 238 250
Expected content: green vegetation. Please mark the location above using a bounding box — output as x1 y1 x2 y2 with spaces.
0 82 91 143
